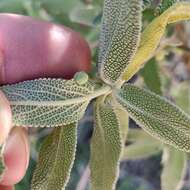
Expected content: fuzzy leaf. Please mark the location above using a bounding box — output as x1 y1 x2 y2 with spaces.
171 82 190 114
156 0 178 15
115 84 190 152
90 97 122 190
161 146 187 190
122 141 161 160
31 124 77 190
140 58 162 95
122 129 162 160
0 78 109 127
122 2 190 81
113 101 129 143
98 0 142 85
143 0 153 10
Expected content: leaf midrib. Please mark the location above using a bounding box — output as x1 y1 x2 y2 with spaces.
10 86 112 107
116 93 190 132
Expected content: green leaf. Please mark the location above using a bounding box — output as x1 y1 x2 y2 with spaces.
0 0 24 13
115 83 190 152
69 4 101 26
122 141 162 160
161 146 187 190
171 82 190 114
98 0 142 85
140 58 162 95
122 2 190 81
40 0 82 15
31 124 77 190
122 129 162 160
155 0 178 15
0 78 110 127
113 101 129 144
143 0 153 10
90 97 122 190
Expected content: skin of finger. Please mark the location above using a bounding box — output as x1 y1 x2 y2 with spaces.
0 185 14 190
0 91 12 145
0 127 29 185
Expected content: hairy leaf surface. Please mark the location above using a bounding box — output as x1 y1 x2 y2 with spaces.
143 0 153 10
90 97 122 190
156 0 178 15
161 147 187 190
122 129 162 160
31 124 77 190
0 78 108 127
122 2 190 81
115 84 190 152
98 0 142 85
122 141 161 160
113 101 129 143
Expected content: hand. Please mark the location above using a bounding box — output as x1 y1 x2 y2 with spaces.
0 14 91 189
0 91 29 190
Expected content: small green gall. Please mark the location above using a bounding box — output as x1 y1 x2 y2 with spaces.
74 72 89 85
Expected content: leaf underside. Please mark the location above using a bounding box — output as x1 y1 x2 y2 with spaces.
90 97 122 190
98 0 142 85
122 129 162 160
31 124 77 190
115 84 190 152
0 78 97 127
122 2 190 81
113 100 129 144
161 146 187 190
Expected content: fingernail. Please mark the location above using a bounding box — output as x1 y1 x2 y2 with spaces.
0 91 12 145
0 127 29 185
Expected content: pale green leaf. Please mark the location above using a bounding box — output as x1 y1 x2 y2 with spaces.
0 78 110 127
140 58 162 95
0 0 24 13
171 82 190 114
122 129 162 160
115 84 190 152
40 0 82 15
161 146 187 190
69 4 101 26
31 124 77 190
122 2 190 81
156 0 178 15
113 100 129 144
90 97 122 190
98 0 142 85
127 128 158 142
122 141 162 160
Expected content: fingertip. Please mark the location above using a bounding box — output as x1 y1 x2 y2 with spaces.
0 127 30 185
0 91 12 145
0 185 14 190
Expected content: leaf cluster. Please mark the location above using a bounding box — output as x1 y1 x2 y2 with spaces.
1 0 190 189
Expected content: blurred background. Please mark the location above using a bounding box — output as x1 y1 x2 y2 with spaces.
0 0 190 189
